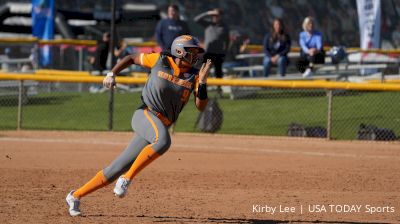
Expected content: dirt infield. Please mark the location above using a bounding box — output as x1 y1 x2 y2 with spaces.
1 130 400 223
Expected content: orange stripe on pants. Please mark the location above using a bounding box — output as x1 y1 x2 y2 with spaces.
123 145 160 180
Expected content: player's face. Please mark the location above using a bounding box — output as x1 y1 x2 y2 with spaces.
181 48 200 67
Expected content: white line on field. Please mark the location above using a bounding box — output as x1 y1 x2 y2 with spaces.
0 136 398 160
177 144 399 160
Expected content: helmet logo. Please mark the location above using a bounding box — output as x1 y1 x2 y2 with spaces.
180 35 193 41
176 49 183 56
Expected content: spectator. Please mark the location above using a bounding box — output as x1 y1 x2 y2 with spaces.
269 1 284 19
155 4 190 52
1 48 11 71
263 19 291 77
223 30 250 76
297 16 325 78
89 32 110 93
392 23 400 48
90 32 110 75
114 39 132 61
114 39 134 74
194 8 229 96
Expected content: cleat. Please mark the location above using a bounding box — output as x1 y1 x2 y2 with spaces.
113 176 131 198
66 190 81 216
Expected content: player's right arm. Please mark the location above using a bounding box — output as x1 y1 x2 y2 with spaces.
103 53 160 89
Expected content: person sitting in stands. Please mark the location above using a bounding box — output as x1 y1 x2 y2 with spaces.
263 19 291 77
297 16 325 78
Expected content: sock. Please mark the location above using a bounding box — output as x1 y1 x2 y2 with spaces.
123 145 160 180
73 170 108 199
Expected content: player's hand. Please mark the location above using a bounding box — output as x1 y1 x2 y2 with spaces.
103 72 116 89
199 59 212 83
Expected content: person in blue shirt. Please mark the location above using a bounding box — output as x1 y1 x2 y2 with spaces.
155 5 191 52
297 16 325 77
263 19 291 77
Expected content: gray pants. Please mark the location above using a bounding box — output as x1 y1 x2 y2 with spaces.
102 109 171 182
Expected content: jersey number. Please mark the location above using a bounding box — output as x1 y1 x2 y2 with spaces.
180 89 190 102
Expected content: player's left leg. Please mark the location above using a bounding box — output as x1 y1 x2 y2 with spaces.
113 108 171 197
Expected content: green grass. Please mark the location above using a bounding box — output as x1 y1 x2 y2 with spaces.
1 90 399 140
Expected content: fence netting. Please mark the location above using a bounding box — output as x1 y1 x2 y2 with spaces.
1 80 399 141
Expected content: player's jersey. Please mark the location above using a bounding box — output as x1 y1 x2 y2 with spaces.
139 52 199 123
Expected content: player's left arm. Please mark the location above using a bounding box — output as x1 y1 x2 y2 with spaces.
194 59 212 111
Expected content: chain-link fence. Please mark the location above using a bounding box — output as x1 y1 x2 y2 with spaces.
1 80 399 141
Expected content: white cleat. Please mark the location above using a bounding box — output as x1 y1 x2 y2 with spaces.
113 176 131 198
302 68 314 78
66 190 81 217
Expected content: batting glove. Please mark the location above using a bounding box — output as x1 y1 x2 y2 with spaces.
103 72 116 89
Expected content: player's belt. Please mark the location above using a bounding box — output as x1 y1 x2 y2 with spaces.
145 107 172 127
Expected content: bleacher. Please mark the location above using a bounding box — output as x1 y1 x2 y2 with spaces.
218 49 400 99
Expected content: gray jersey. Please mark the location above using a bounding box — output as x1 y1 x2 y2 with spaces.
140 52 199 123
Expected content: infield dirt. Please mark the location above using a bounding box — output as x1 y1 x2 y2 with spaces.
1 131 399 223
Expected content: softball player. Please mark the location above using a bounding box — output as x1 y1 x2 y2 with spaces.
66 35 211 216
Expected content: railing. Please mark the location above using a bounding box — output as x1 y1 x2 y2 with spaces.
1 70 399 141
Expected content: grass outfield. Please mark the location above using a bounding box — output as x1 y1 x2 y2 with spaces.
0 90 399 140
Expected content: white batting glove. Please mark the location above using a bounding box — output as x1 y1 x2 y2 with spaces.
103 72 116 89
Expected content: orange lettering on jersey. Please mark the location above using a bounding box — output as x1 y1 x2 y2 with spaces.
157 71 193 89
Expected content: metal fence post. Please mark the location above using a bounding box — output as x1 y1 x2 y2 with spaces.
33 43 39 70
78 48 83 71
108 88 114 131
17 80 24 130
326 89 333 140
108 0 117 131
78 48 83 92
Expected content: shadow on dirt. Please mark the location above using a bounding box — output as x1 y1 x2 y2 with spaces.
87 214 390 224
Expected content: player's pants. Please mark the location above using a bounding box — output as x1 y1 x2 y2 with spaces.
102 108 171 182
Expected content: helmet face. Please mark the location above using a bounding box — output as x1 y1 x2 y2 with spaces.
171 35 204 65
